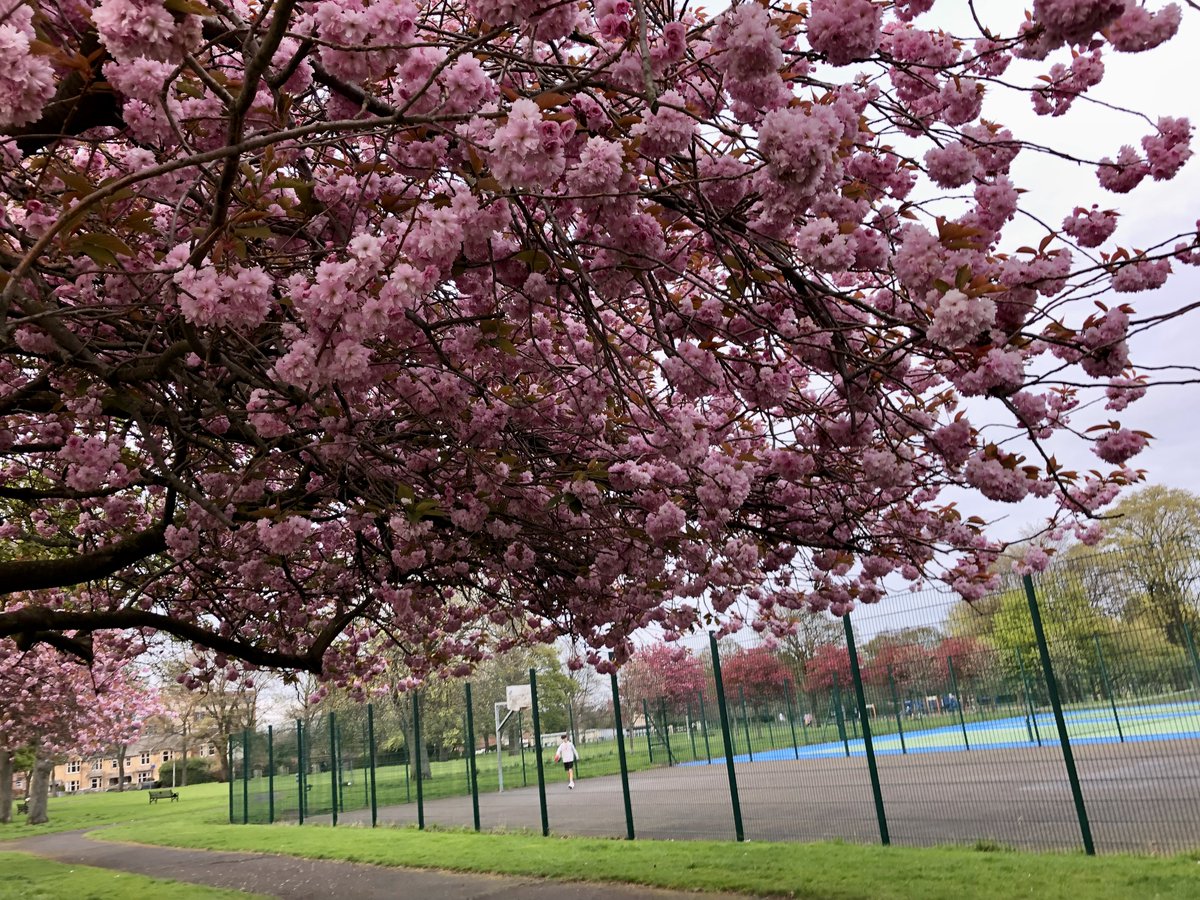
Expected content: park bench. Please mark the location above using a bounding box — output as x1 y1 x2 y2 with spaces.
148 788 179 803
15 801 28 814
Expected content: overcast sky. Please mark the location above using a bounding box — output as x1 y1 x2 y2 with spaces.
911 4 1200 545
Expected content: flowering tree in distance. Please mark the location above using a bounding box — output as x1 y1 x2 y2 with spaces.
1 1 1197 683
0 637 153 823
622 642 707 712
720 645 794 704
803 642 852 693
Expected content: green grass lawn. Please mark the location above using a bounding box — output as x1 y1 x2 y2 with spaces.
1 781 230 841
94 821 1200 900
0 851 265 899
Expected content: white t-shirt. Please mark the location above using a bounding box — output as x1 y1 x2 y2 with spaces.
556 740 577 763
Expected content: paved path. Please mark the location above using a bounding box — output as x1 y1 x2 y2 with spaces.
11 830 752 900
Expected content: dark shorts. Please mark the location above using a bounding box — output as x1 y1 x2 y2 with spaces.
563 761 574 772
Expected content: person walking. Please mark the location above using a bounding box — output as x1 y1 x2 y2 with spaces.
553 733 578 789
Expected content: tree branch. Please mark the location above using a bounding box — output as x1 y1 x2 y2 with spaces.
0 527 168 594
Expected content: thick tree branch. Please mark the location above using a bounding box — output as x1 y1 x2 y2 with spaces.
0 527 168 594
0 606 325 673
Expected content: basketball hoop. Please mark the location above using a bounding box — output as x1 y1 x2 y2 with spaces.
506 684 532 712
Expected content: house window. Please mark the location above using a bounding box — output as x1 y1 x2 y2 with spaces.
111 758 119 769
90 777 101 789
13 778 23 789
67 780 79 792
137 771 154 784
66 760 81 774
161 751 171 762
90 759 102 771
140 752 151 765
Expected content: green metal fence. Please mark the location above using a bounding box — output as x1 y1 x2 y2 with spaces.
230 549 1200 854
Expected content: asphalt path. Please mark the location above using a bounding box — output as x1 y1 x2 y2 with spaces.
325 740 1200 853
11 829 753 900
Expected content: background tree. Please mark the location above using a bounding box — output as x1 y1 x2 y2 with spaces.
804 644 853 695
621 643 708 715
176 668 260 782
720 645 794 712
777 609 844 675
1 1 1195 686
1093 486 1200 645
0 639 153 824
862 638 936 693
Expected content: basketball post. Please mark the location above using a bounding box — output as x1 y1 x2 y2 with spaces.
495 684 531 793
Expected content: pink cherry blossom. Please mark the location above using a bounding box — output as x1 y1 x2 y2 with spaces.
1063 205 1119 246
807 0 882 67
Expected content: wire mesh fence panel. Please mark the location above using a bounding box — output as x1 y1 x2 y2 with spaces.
847 592 1086 851
228 547 1200 852
243 726 271 824
710 629 882 844
269 722 302 824
596 646 742 841
1031 551 1200 853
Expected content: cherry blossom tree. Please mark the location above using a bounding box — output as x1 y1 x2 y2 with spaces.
621 642 707 712
719 644 794 705
1 1 1198 684
0 637 154 824
803 642 852 693
862 638 934 689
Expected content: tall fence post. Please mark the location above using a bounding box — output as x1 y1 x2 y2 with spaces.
698 689 712 763
845 614 890 846
738 686 754 762
267 725 275 824
227 735 235 824
362 718 369 809
335 721 345 814
329 712 338 827
609 664 635 840
529 667 549 837
709 634 745 842
519 710 527 786
686 696 699 761
296 719 306 825
413 691 425 829
465 682 480 833
241 729 250 825
1015 649 1042 746
1024 574 1095 856
946 656 971 751
784 681 800 760
658 696 675 766
832 673 850 756
641 699 654 762
887 667 907 754
367 704 378 828
1093 635 1124 742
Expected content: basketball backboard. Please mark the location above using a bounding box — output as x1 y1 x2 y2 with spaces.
506 684 532 712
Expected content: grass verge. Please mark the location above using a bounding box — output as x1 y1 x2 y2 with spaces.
96 821 1200 900
0 850 265 899
1 781 229 841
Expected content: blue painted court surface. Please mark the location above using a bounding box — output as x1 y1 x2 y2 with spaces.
688 700 1200 764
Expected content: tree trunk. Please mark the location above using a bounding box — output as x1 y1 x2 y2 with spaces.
116 746 126 791
0 750 12 824
27 757 53 824
217 732 231 782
